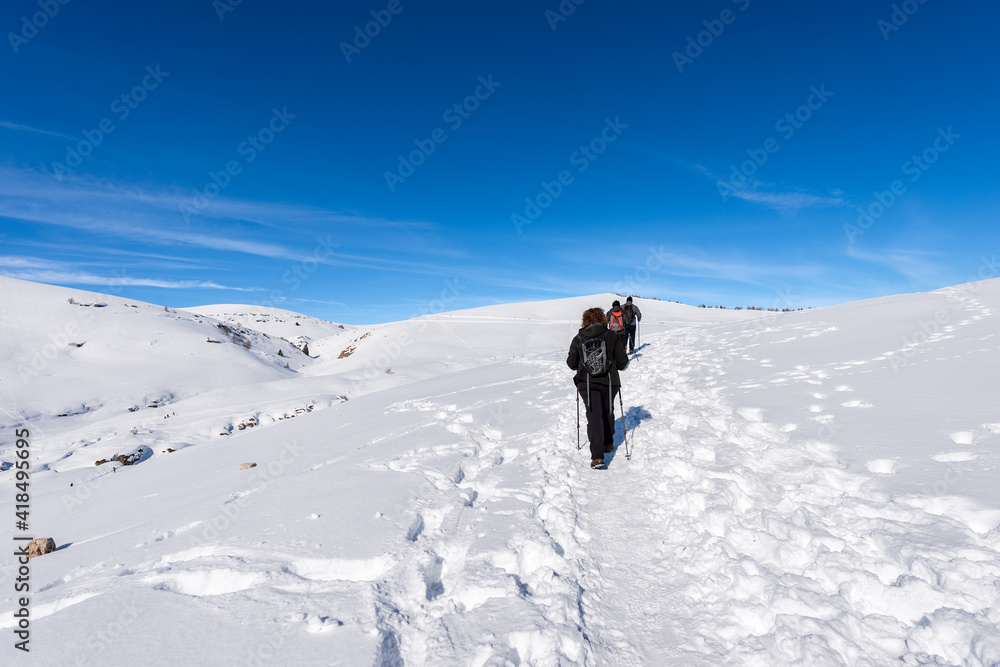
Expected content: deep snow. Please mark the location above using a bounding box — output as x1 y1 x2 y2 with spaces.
1 276 999 666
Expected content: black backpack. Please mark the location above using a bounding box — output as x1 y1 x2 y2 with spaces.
576 332 614 410
622 303 635 326
577 334 612 377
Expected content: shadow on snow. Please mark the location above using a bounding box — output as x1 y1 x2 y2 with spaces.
606 404 652 467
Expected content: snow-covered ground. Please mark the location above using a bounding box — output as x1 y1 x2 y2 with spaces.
1 276 999 666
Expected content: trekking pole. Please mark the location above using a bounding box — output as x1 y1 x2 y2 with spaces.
618 389 631 460
576 389 581 450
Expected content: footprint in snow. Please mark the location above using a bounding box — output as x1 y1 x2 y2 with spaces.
841 400 873 408
145 569 266 596
736 407 764 422
302 614 343 633
481 426 503 441
932 452 979 463
866 459 897 474
950 431 976 445
151 521 202 543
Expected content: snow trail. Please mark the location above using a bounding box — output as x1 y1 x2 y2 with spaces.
365 324 1000 665
574 327 1000 665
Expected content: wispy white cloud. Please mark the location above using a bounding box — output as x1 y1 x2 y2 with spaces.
698 164 845 211
294 297 346 306
845 245 945 281
11 241 218 267
623 142 845 211
0 268 261 291
0 256 61 270
0 165 456 264
0 120 75 140
724 189 845 209
0 255 262 291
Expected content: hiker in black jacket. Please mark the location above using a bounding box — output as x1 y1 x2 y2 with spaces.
606 300 629 352
567 307 629 468
623 296 642 354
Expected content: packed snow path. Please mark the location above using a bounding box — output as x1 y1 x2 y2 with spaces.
363 328 1000 665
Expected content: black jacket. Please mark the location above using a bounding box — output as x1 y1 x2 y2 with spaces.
567 323 629 386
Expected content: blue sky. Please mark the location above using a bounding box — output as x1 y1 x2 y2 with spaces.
1 0 997 323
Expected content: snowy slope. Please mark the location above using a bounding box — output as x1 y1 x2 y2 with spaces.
0 278 325 473
1 279 999 666
301 294 760 395
183 304 354 357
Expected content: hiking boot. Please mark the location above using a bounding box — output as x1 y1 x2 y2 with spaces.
591 459 605 469
604 444 614 452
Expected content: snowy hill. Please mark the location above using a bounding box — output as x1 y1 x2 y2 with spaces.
0 278 326 473
1 277 999 665
183 304 354 357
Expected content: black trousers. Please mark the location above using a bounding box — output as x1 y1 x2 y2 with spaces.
578 381 619 460
625 325 637 351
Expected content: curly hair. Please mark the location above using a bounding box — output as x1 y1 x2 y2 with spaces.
581 307 607 328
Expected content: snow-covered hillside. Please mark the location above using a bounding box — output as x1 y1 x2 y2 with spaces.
1 277 999 666
183 304 354 358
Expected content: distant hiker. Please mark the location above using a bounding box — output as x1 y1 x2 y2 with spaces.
623 296 642 354
567 307 629 469
606 300 629 351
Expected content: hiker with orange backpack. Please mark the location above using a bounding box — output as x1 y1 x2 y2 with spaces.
606 300 629 351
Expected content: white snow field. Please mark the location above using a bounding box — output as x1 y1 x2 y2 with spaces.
2 275 999 666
